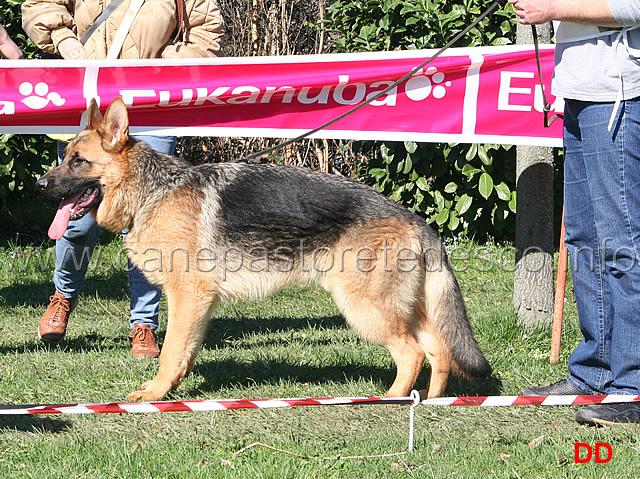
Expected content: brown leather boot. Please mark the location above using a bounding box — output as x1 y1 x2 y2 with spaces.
38 290 79 343
129 324 160 358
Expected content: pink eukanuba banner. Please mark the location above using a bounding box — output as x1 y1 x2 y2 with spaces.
0 45 562 147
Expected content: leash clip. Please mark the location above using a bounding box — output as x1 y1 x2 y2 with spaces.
532 25 564 128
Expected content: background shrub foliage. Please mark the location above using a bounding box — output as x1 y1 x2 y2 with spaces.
1 0 518 240
358 141 516 239
1 1 57 232
324 0 518 239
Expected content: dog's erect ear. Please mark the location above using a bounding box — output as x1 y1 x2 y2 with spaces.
98 97 129 153
86 98 103 130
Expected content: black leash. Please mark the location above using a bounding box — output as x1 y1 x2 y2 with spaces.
236 0 505 162
531 25 563 127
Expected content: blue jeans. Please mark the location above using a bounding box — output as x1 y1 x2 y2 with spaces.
54 135 177 330
563 98 640 395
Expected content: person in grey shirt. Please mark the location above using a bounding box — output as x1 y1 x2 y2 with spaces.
510 0 640 425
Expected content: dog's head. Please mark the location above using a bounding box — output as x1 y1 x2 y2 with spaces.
37 97 131 240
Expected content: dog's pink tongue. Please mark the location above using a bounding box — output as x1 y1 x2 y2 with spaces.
48 195 80 241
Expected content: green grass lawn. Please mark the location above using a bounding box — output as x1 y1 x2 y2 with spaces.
0 239 637 478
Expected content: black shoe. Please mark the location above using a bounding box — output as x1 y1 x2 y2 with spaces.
520 379 585 396
575 403 640 426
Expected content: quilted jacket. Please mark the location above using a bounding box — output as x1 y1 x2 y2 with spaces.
22 0 224 59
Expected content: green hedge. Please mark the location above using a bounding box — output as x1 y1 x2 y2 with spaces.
356 141 516 239
324 0 519 239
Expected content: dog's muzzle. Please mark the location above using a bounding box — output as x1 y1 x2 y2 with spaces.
36 177 49 191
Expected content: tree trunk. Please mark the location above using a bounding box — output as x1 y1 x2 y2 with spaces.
513 23 555 328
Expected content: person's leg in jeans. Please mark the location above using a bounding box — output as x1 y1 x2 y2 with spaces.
564 99 640 396
561 100 612 395
556 98 640 424
39 141 103 342
53 141 103 296
54 213 102 296
126 135 177 357
521 98 640 421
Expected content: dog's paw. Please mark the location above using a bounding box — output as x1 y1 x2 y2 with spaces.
126 381 166 402
126 389 166 402
139 380 153 390
126 390 149 402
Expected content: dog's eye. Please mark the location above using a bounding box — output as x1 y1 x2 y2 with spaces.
69 154 89 169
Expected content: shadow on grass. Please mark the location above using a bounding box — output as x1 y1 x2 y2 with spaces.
0 311 503 400
0 308 502 401
0 413 72 433
0 333 132 356
187 358 502 399
0 315 346 355
201 314 347 349
195 315 503 398
0 272 130 308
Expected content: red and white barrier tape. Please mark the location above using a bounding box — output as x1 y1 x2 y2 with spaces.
6 392 637 453
1 393 638 415
420 394 640 407
0 396 411 415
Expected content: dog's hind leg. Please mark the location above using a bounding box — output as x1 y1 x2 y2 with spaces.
342 303 426 398
321 231 431 398
127 287 216 402
410 303 452 399
383 331 427 398
324 276 426 398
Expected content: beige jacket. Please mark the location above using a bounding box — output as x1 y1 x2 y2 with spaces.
22 0 224 59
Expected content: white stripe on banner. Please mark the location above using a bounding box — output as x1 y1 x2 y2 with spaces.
462 52 484 137
317 397 367 405
419 398 457 406
80 66 101 128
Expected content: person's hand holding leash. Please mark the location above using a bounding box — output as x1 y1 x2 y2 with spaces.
508 0 554 25
508 0 620 26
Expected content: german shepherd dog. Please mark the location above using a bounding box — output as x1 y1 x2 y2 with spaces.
37 97 491 401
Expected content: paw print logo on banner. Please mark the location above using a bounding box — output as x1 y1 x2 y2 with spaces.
405 67 451 102
19 82 66 110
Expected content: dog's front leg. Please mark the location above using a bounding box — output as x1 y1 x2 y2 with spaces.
127 287 216 401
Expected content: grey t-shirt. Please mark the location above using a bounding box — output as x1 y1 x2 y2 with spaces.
552 0 640 102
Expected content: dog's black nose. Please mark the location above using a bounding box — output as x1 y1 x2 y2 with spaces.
36 177 49 190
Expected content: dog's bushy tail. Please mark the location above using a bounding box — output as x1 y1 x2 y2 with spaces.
420 231 492 379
